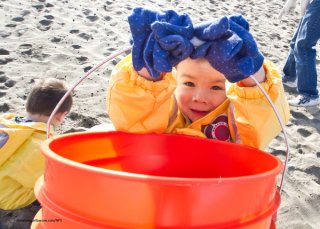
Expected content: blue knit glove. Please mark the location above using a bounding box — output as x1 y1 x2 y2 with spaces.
228 15 264 80
191 15 264 83
128 8 194 78
149 10 194 74
128 7 158 72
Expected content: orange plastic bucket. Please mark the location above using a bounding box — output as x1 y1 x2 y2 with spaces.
35 131 282 229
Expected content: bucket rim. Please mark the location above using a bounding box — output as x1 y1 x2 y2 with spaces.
41 131 283 185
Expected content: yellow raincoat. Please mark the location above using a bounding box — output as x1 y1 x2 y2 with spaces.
107 55 290 150
0 113 51 210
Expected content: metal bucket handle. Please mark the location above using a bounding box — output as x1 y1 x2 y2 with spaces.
46 48 290 193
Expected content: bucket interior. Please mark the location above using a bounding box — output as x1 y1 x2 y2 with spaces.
48 131 281 179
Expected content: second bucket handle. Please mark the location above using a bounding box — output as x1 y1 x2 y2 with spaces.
46 48 290 194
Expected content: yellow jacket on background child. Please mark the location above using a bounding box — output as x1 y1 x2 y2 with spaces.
107 8 290 151
0 78 72 210
0 114 50 209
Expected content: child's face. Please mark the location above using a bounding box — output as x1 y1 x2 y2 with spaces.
175 58 227 122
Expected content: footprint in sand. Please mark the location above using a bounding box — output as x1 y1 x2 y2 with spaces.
0 58 13 65
0 103 10 112
0 45 13 65
290 165 320 185
304 166 320 185
104 16 111 21
270 149 286 157
0 31 11 38
18 44 50 60
86 15 99 22
21 10 31 17
103 1 114 12
5 24 16 28
70 29 79 34
51 37 61 43
14 28 28 37
12 17 24 22
0 72 15 112
297 128 312 138
82 9 92 16
44 15 54 20
18 44 33 56
45 3 54 8
76 56 88 65
37 18 53 31
78 33 92 41
4 80 16 88
0 72 16 89
32 4 45 12
84 66 93 72
0 49 10 55
68 112 100 128
71 45 81 49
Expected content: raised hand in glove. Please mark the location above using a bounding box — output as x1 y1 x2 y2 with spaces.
191 15 264 83
128 7 158 73
228 15 264 80
150 10 194 74
128 7 194 78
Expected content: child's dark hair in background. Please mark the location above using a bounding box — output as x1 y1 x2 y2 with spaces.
26 78 72 118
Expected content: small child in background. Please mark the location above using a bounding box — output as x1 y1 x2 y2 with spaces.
107 7 290 150
0 78 72 211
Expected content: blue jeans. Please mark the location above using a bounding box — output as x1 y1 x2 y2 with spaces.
283 0 320 98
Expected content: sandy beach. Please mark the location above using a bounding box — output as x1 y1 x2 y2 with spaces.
0 0 319 228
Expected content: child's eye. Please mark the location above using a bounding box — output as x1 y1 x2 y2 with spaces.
184 82 195 87
211 85 223 90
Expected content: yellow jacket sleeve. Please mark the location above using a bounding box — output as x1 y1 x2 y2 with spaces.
106 55 177 133
226 60 290 150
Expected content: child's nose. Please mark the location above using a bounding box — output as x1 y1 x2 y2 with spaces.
192 90 208 103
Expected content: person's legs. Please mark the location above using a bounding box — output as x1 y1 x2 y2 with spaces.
283 21 301 83
294 0 320 98
288 0 320 106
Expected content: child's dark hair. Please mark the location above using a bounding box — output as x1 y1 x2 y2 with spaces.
26 78 73 116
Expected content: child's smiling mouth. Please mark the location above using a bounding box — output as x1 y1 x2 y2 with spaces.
190 109 210 117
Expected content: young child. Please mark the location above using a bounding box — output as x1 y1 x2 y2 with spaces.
0 78 72 210
106 8 290 151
